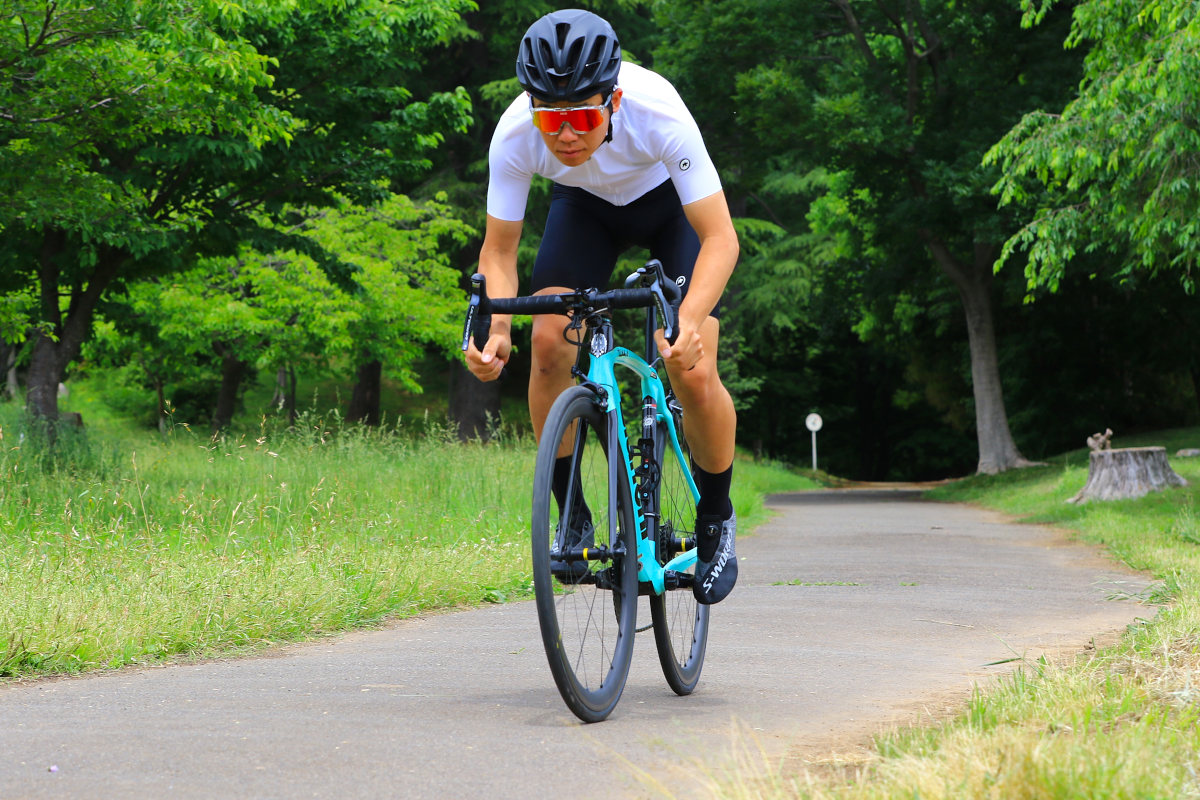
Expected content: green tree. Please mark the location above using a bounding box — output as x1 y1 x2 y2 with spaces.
87 286 225 432
94 192 471 430
656 0 1082 474
0 289 34 400
0 0 473 432
295 192 473 427
987 0 1200 292
139 250 351 432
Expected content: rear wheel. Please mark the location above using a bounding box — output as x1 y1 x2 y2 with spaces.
649 401 709 694
531 386 638 722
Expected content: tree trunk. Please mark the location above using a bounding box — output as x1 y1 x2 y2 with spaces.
212 352 247 432
156 379 169 435
0 339 16 401
1068 447 1187 503
269 365 298 425
25 335 61 427
925 236 1035 474
347 359 382 427
448 359 501 442
285 365 297 426
270 366 287 409
25 232 122 435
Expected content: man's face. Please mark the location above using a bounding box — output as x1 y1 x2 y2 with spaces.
532 89 622 167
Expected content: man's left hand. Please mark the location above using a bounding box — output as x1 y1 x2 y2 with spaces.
655 321 704 371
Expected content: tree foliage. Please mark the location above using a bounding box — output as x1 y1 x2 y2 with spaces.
987 0 1200 292
0 0 474 424
2 0 1197 475
93 192 471 427
654 0 1082 474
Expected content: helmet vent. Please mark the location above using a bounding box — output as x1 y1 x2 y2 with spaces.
564 40 584 76
582 40 606 80
537 39 554 71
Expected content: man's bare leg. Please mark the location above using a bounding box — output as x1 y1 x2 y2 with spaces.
663 315 738 604
528 287 579 457
663 316 736 474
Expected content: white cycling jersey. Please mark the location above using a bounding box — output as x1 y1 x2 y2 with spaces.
486 62 723 222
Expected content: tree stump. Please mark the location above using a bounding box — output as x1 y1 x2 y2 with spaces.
1067 447 1187 504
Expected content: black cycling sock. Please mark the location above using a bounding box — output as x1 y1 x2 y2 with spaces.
553 455 591 525
694 464 734 521
552 456 572 516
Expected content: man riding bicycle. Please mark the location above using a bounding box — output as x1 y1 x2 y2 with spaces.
464 9 740 605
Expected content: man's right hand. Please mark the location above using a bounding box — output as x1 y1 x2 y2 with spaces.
465 332 511 382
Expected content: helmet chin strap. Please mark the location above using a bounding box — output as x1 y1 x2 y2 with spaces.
604 96 615 143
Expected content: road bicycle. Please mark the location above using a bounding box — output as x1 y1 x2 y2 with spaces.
462 259 710 722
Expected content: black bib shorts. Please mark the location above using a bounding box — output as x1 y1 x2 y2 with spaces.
531 179 715 316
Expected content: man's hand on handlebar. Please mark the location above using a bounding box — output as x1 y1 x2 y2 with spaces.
655 318 704 372
465 329 511 382
460 260 683 380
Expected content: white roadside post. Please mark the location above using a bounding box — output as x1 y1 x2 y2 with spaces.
806 413 823 471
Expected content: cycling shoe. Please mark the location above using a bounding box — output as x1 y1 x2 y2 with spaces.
694 512 737 605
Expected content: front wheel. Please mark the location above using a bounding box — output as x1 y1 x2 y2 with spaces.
531 386 638 722
649 405 710 694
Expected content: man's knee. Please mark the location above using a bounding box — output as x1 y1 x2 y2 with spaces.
531 316 575 376
670 358 722 406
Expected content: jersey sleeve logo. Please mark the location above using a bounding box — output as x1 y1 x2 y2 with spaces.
678 158 691 172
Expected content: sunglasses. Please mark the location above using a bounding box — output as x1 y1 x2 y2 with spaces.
529 97 611 135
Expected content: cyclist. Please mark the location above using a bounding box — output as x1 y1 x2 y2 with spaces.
464 9 739 605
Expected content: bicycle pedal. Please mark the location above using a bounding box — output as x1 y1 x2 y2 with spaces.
663 570 694 590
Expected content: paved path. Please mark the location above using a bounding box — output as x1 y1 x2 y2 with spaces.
1 490 1150 799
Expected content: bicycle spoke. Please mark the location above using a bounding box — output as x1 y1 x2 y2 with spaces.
562 586 613 686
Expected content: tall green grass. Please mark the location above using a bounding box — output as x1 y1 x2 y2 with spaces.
0 404 814 679
0 408 537 676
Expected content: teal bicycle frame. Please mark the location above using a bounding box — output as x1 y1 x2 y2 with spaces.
584 340 699 594
461 258 698 592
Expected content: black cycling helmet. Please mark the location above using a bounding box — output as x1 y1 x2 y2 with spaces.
516 9 622 104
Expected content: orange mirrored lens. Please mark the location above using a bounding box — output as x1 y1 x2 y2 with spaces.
530 106 607 134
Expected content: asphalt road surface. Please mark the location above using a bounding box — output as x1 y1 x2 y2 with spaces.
1 489 1151 799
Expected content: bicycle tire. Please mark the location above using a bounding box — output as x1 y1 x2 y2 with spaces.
531 385 638 722
649 403 710 694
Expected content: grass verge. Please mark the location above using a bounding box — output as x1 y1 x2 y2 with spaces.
0 404 815 680
698 435 1200 799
